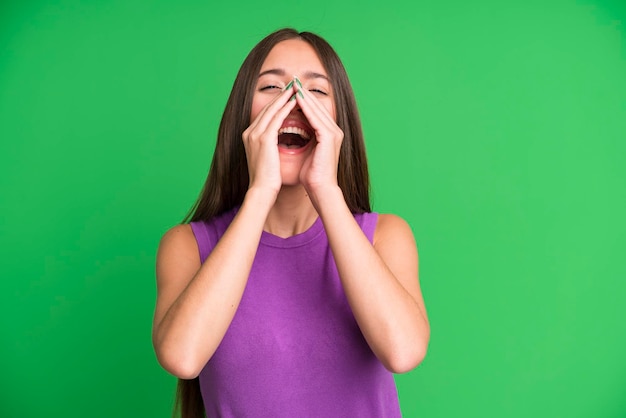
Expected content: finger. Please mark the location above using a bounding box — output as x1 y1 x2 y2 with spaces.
244 89 293 143
262 98 297 141
247 84 296 136
293 78 337 135
293 76 336 124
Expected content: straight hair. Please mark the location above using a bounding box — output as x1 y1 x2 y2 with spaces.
175 28 371 418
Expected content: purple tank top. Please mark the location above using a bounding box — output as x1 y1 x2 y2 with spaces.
190 208 401 417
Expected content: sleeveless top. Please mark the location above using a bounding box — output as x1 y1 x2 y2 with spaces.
190 207 401 418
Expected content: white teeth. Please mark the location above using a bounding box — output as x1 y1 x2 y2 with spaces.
278 126 310 140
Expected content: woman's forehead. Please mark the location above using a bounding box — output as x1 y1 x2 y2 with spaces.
260 39 327 76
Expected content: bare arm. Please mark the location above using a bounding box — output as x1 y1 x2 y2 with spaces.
152 189 275 379
316 188 430 373
152 84 297 379
292 80 430 372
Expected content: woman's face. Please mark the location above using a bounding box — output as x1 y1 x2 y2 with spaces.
251 39 336 185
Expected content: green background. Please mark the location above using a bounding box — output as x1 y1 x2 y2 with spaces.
1 0 625 416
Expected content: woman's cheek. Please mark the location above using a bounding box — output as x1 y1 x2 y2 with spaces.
250 100 264 123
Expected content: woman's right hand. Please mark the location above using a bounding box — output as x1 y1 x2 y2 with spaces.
242 85 296 196
155 88 296 377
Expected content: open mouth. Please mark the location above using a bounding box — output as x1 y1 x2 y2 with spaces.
278 126 312 150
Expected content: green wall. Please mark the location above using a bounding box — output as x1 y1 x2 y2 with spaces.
1 0 625 416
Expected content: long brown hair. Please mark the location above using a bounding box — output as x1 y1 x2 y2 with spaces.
175 28 371 418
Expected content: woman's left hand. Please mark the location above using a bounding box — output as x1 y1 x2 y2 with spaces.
293 77 344 198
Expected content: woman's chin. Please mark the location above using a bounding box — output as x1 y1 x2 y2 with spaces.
279 174 303 188
278 156 309 188
278 166 305 188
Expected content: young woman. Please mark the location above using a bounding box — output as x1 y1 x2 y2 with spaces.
152 28 430 417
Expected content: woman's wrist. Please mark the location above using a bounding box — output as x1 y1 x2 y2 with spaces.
307 184 346 216
243 186 279 212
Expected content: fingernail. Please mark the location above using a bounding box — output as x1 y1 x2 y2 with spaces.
289 93 296 101
294 77 304 97
284 80 294 91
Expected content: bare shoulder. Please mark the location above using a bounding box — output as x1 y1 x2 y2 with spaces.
159 223 196 252
373 213 421 299
373 213 417 249
156 224 201 276
153 224 201 332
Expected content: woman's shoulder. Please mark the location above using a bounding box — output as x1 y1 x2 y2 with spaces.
189 207 239 234
156 224 201 282
160 208 239 262
158 224 197 258
373 213 416 249
160 223 194 241
375 213 411 230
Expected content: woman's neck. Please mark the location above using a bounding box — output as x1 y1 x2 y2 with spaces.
264 185 318 238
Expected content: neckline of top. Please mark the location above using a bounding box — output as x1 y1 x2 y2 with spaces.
260 216 324 248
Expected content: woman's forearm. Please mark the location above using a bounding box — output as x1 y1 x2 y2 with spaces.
153 187 276 378
314 186 430 373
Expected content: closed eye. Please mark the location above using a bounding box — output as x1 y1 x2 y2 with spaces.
259 85 281 91
309 89 328 96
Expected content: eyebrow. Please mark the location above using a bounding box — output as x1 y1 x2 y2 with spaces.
258 68 330 81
